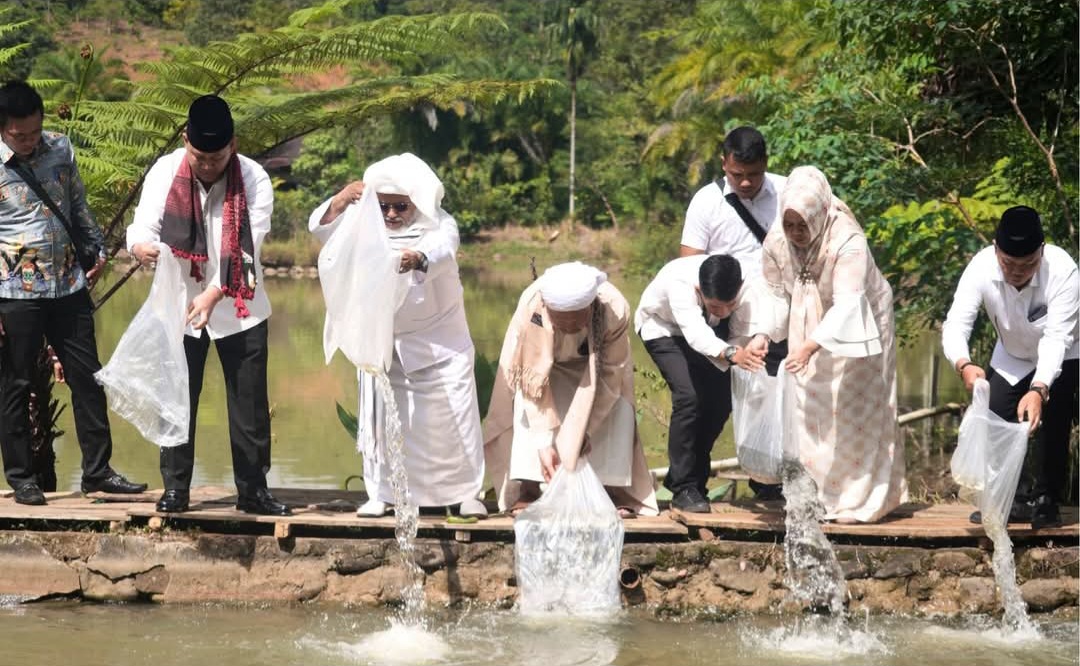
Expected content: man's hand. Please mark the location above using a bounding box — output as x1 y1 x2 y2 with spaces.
399 249 425 273
85 255 107 287
746 333 770 357
731 344 766 371
538 445 561 483
186 286 223 330
1018 389 1044 433
131 242 160 267
958 360 987 392
321 180 365 225
46 345 64 383
784 340 820 375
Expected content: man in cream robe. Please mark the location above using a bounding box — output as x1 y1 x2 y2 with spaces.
310 153 486 518
484 262 659 517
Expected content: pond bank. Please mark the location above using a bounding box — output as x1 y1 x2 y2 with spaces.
0 487 1075 618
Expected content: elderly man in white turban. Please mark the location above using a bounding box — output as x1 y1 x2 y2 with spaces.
484 262 659 517
309 153 487 518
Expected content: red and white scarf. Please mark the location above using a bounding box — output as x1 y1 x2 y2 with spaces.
160 154 256 318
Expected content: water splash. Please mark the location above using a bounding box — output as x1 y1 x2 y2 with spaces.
341 620 451 665
982 514 1039 638
743 614 889 662
373 370 426 627
780 458 847 616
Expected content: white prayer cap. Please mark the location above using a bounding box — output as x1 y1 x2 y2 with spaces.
539 262 608 312
362 153 445 222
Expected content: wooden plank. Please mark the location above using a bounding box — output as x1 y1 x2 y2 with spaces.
671 504 1080 539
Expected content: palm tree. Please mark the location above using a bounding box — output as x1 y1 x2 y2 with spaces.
547 1 598 225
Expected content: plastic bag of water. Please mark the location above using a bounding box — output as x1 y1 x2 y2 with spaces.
514 460 624 616
731 365 785 484
95 245 189 448
950 378 1030 525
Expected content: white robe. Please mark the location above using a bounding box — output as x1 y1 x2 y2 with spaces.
310 197 485 507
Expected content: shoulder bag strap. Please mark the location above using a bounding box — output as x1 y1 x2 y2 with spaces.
723 188 768 244
8 158 84 245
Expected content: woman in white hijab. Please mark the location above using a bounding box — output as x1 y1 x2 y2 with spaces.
310 153 486 518
755 165 907 523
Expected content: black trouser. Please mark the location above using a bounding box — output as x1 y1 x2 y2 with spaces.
988 359 1079 504
0 290 113 489
160 321 271 497
644 320 732 496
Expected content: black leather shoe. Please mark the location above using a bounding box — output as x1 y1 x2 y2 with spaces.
82 472 148 495
1031 496 1062 530
671 488 711 513
13 482 46 506
156 489 190 513
969 499 1035 525
237 488 291 516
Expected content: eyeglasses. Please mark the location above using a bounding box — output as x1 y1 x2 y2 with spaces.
379 201 412 214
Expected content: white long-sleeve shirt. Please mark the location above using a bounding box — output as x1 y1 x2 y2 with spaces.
127 149 273 339
635 255 765 363
942 244 1079 387
681 173 786 280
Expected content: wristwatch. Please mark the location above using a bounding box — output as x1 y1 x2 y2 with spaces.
417 252 429 273
723 345 738 363
1029 383 1049 404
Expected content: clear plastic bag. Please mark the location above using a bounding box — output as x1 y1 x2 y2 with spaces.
316 187 409 373
94 244 189 447
514 460 624 616
950 379 1030 525
731 366 786 484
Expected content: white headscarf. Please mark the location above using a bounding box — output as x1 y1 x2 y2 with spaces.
539 262 608 312
362 152 446 227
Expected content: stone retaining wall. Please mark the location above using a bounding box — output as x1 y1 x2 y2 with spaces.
0 530 1076 617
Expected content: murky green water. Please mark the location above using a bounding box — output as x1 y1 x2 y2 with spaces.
1 600 1075 666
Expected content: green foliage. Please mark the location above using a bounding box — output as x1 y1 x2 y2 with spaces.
29 1 556 251
0 6 55 79
30 45 130 103
473 350 497 420
335 401 359 442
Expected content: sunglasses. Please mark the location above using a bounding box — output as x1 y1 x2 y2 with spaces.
378 201 412 213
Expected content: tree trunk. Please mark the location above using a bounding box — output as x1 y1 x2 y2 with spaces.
568 76 577 226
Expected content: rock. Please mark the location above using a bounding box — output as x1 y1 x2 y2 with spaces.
840 556 869 580
650 568 686 588
414 541 460 572
957 577 996 613
81 568 139 602
931 551 977 575
873 550 923 579
331 542 388 574
907 571 941 601
708 558 770 595
847 578 914 613
0 536 80 598
1020 547 1080 579
1020 578 1079 612
135 566 169 596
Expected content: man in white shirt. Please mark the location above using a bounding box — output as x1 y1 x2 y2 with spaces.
635 254 766 512
942 206 1079 529
127 95 289 516
679 126 787 499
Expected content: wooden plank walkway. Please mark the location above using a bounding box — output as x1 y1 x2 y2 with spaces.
671 499 1080 540
0 486 688 540
0 487 1075 544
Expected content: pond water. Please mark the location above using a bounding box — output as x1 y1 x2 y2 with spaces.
39 255 966 495
1 600 1076 666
